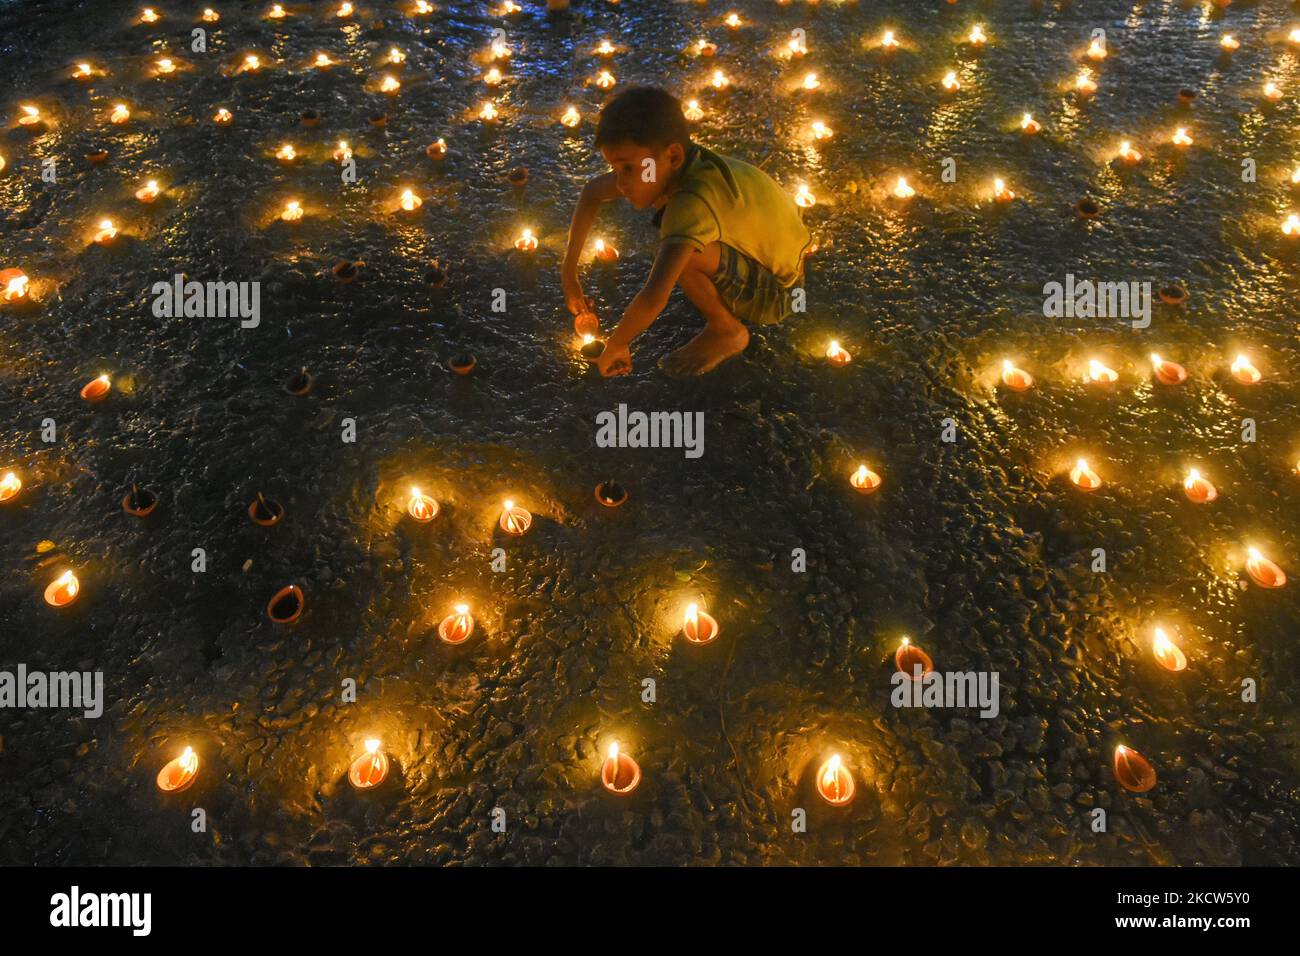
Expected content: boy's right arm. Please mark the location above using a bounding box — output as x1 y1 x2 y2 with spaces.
561 172 620 315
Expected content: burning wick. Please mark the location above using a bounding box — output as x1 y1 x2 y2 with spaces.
892 176 915 199
1152 628 1187 673
491 39 510 60
992 178 1015 203
1113 745 1157 793
515 228 538 252
724 12 743 28
314 53 334 68
849 463 881 494
1171 127 1193 147
407 486 438 522
712 70 731 90
213 107 232 125
561 105 581 127
268 3 286 18
414 0 433 13
156 747 199 792
93 219 118 244
17 104 40 127
1020 112 1041 135
602 742 641 795
593 238 619 262
156 57 176 75
1117 140 1143 164
941 71 960 92
1087 359 1118 384
380 74 401 93
1245 547 1286 588
135 179 160 203
1265 82 1284 101
0 471 21 503
694 38 717 57
1074 70 1097 95
684 100 704 121
787 33 807 57
280 200 303 222
333 140 352 162
74 62 93 79
816 755 855 806
109 103 130 124
1086 38 1107 61
480 101 499 122
399 189 422 212
1183 468 1217 504
682 602 719 644
336 2 354 17
139 7 159 24
484 67 502 86
44 570 80 608
1070 458 1103 491
438 603 475 645
499 499 532 535
240 54 261 73
880 30 899 50
276 143 297 163
1149 353 1186 385
825 340 851 366
794 184 816 208
596 39 615 57
81 374 111 402
968 25 988 47
1230 353 1261 384
1001 360 1033 391
348 739 389 790
1281 213 1300 238
1219 34 1240 53
811 120 833 141
802 71 820 91
202 9 219 23
895 637 933 679
595 70 615 89
2 268 30 302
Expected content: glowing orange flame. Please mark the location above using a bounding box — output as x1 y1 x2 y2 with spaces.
850 463 881 493
1001 360 1033 391
1230 353 1260 384
1070 458 1102 491
0 471 22 503
684 100 704 121
1087 359 1118 383
280 200 303 222
135 179 161 203
515 228 538 251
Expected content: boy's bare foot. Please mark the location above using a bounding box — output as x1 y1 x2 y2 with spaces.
659 324 749 376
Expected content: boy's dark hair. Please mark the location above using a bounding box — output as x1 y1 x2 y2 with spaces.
595 86 691 152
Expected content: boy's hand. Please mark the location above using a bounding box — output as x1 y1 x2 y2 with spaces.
596 341 632 377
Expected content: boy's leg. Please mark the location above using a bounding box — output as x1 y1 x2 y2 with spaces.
660 242 750 377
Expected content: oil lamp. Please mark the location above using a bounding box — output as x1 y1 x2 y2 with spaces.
1152 628 1187 672
44 570 80 607
426 138 447 159
268 3 286 18
407 486 438 522
314 53 334 68
787 33 807 57
214 107 232 125
684 100 704 121
93 219 118 244
682 602 719 644
239 54 261 73
81 374 111 401
1282 213 1300 237
0 471 21 503
348 739 389 790
202 8 219 22
1230 353 1260 384
1117 140 1142 164
1086 37 1107 61
1291 28 1300 46
17 104 40 127
849 463 881 494
480 101 499 122
967 25 987 47
1020 112 1041 134
135 179 161 203
712 70 731 90
1245 547 1286 588
992 177 1015 202
1219 34 1239 52
1171 127 1193 147
595 70 615 89
2 268 30 302
880 30 899 50
811 120 833 140
1001 359 1033 391
515 228 538 251
1149 353 1186 385
499 499 532 535
399 189 422 212
895 636 933 678
1070 458 1102 491
941 71 960 92
333 140 352 162
280 200 303 222
1113 745 1156 793
484 67 502 86
694 38 717 57
1265 82 1284 101
593 239 619 263
724 11 743 28
815 755 855 806
892 176 915 199
1074 70 1097 96
596 38 615 57
0 152 5 173
109 103 130 124
490 39 510 60
336 2 354 17
414 0 433 12
1183 468 1217 504
501 0 520 12
1292 168 1300 185
601 742 640 795
438 603 475 644
825 340 851 365
561 105 580 127
74 62 93 79
380 74 401 93
156 57 176 75
1086 359 1118 384
794 185 816 208
139 7 159 23
802 71 820 91
156 747 199 792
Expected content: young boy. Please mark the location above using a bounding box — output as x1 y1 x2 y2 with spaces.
561 87 812 377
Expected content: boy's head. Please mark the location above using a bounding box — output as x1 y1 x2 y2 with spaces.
595 87 692 210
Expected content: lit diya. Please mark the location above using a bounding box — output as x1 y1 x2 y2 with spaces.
17 104 41 127
849 463 881 494
515 228 538 252
1151 627 1187 672
482 66 503 86
266 584 304 623
579 335 604 359
594 70 615 89
479 101 499 122
313 53 334 68
941 70 960 92
156 57 176 75
825 340 851 366
1171 127 1193 147
1183 468 1217 504
348 739 390 790
213 107 233 126
1086 359 1118 384
413 0 433 14
1149 353 1187 385
810 120 833 141
202 8 219 22
593 238 619 262
1245 547 1286 588
267 3 287 18
280 200 304 222
693 38 717 57
437 603 475 644
1264 82 1284 102
560 105 581 127
335 2 354 16
1219 34 1240 53
92 219 119 245
1074 70 1097 96
109 103 130 124
712 70 731 91
407 486 438 522
499 499 532 535
1069 458 1103 491
135 179 161 203
794 184 816 208
333 140 353 162
601 742 641 795
1085 37 1107 61
992 178 1015 203
594 479 628 508
724 11 743 28
1113 745 1156 793
80 374 111 402
44 570 80 607
879 30 899 51
1 268 30 303
595 38 615 57
1230 353 1261 384
815 754 855 806
1020 112 1041 135
156 747 199 793
787 33 807 57
380 74 401 93
1001 359 1033 391
238 54 262 73
275 143 297 163
399 189 422 212
1283 214 1300 237
490 39 510 60
892 176 916 199
683 100 704 121
0 152 5 173
426 138 448 160
682 602 719 644
967 25 988 47
139 7 160 24
895 637 933 679
73 62 95 79
0 471 20 503
1117 140 1143 164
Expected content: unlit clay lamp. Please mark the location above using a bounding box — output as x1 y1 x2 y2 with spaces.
499 499 532 535
895 637 933 679
1076 197 1101 220
438 603 474 644
682 602 719 644
332 260 363 283
816 754 855 806
1070 458 1103 491
448 352 476 375
407 486 438 522
248 492 284 526
156 747 199 792
601 742 641 795
122 483 159 517
506 167 529 187
1158 283 1188 306
266 584 304 623
1182 468 1217 504
44 570 80 607
1001 360 1033 391
348 739 389 790
1113 744 1156 793
80 374 111 402
849 463 881 494
284 367 313 396
1152 627 1187 672
594 479 628 508
1150 353 1186 385
1245 547 1286 588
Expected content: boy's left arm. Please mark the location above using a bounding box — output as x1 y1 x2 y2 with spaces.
597 240 696 377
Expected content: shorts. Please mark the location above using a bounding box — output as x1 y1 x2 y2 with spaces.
713 243 799 326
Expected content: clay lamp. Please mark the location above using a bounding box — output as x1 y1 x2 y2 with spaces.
139 6 160 22
280 200 304 222
849 463 882 494
366 112 387 128
1219 34 1240 53
490 39 510 60
0 471 20 503
336 2 354 16
941 71 960 92
1020 112 1041 135
156 747 199 792
1001 359 1033 391
579 335 604 360
815 754 855 806
276 143 297 164
284 367 314 396
811 120 833 141
413 0 433 13
794 184 816 208
560 105 581 128
425 261 449 287
594 479 628 508
500 0 521 13
379 74 401 93
267 3 287 18
484 67 503 86
17 104 41 128
1069 458 1103 491
92 219 119 245
1086 359 1118 384
712 70 732 90
724 12 743 28
85 147 110 164
1152 627 1187 672
73 62 95 79
348 739 389 790
1245 547 1286 588
1183 468 1217 504
1117 140 1142 165
601 742 641 795
398 189 422 212
0 151 6 172
213 107 233 126
80 374 112 402
122 483 159 517
787 34 807 57
135 179 161 204
967 24 988 47
1 268 30 303
407 486 438 522
332 140 352 163
1113 745 1156 793
266 584 304 623
433 602 475 644
879 30 899 51
313 53 335 68
1149 353 1187 385
683 100 704 121
332 259 363 283
682 602 719 644
1157 283 1187 306
574 311 600 337
1171 126 1193 147
1283 213 1300 238
44 570 80 607
1230 353 1261 384
1293 168 1300 186
156 57 177 75
499 499 532 536
248 491 284 526
202 8 220 22
300 109 320 128
515 228 538 252
426 138 448 159
1085 37 1107 61
825 340 851 366
448 352 476 374
593 238 618 262
1264 82 1284 102
594 70 616 89
1076 197 1101 220
1176 89 1196 107
109 103 131 124
506 167 529 187
1074 71 1097 96
992 178 1016 203
892 176 916 200
479 102 499 122
895 636 933 679
238 54 262 74
596 38 616 57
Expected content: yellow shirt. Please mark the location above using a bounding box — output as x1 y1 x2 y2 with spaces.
657 145 811 287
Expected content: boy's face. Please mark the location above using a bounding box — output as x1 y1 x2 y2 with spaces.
600 140 686 209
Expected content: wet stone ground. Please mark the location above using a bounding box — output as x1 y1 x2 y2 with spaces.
2 0 1300 866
